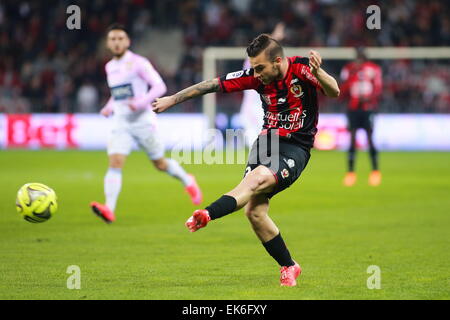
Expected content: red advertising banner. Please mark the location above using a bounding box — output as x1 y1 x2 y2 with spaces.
6 114 78 148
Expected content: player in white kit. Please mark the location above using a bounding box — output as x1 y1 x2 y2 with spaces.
90 24 202 223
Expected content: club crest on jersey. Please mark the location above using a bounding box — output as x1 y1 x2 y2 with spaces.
226 70 244 80
290 84 304 98
283 158 295 168
281 169 290 179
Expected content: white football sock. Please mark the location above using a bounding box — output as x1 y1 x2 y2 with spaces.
165 158 192 186
104 168 122 212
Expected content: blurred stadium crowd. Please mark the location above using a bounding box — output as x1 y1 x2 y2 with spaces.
0 0 449 114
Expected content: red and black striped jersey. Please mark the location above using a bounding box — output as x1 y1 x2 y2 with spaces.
218 56 323 149
340 61 382 111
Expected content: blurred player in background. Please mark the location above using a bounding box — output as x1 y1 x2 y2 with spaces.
153 34 340 286
340 47 383 186
90 24 202 223
239 22 286 147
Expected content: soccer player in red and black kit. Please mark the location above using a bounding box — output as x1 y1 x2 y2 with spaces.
340 47 383 187
152 34 340 286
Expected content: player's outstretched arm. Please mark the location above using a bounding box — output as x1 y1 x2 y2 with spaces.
152 78 220 113
309 50 340 98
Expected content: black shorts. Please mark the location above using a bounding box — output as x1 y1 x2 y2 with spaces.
347 110 374 130
244 133 311 199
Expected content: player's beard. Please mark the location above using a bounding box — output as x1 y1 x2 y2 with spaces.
263 65 283 84
274 64 283 80
113 48 127 58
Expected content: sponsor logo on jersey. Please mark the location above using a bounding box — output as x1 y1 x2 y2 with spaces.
110 83 134 100
226 70 244 80
278 97 287 104
264 110 307 131
301 65 317 82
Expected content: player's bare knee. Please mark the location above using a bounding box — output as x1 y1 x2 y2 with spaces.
153 159 167 171
245 207 264 223
249 176 274 196
154 163 166 171
246 176 264 193
246 210 260 222
109 156 125 168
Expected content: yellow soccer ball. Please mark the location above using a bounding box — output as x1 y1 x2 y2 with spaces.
16 183 58 223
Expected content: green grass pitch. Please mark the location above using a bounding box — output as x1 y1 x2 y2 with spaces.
0 149 449 300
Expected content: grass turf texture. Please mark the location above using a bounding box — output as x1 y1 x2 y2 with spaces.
0 150 449 300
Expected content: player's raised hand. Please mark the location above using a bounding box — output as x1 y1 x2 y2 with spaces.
309 50 322 75
152 96 176 113
128 103 138 111
128 98 142 111
100 106 113 117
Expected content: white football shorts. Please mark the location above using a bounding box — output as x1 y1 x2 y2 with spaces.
107 123 164 160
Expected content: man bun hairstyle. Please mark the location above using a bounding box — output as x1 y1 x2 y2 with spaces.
247 33 284 61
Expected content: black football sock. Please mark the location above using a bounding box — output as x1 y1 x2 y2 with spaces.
369 147 379 171
205 195 237 220
348 148 356 172
262 233 295 267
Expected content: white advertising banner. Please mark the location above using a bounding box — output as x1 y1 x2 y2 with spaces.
0 113 449 151
0 113 208 151
315 114 450 151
